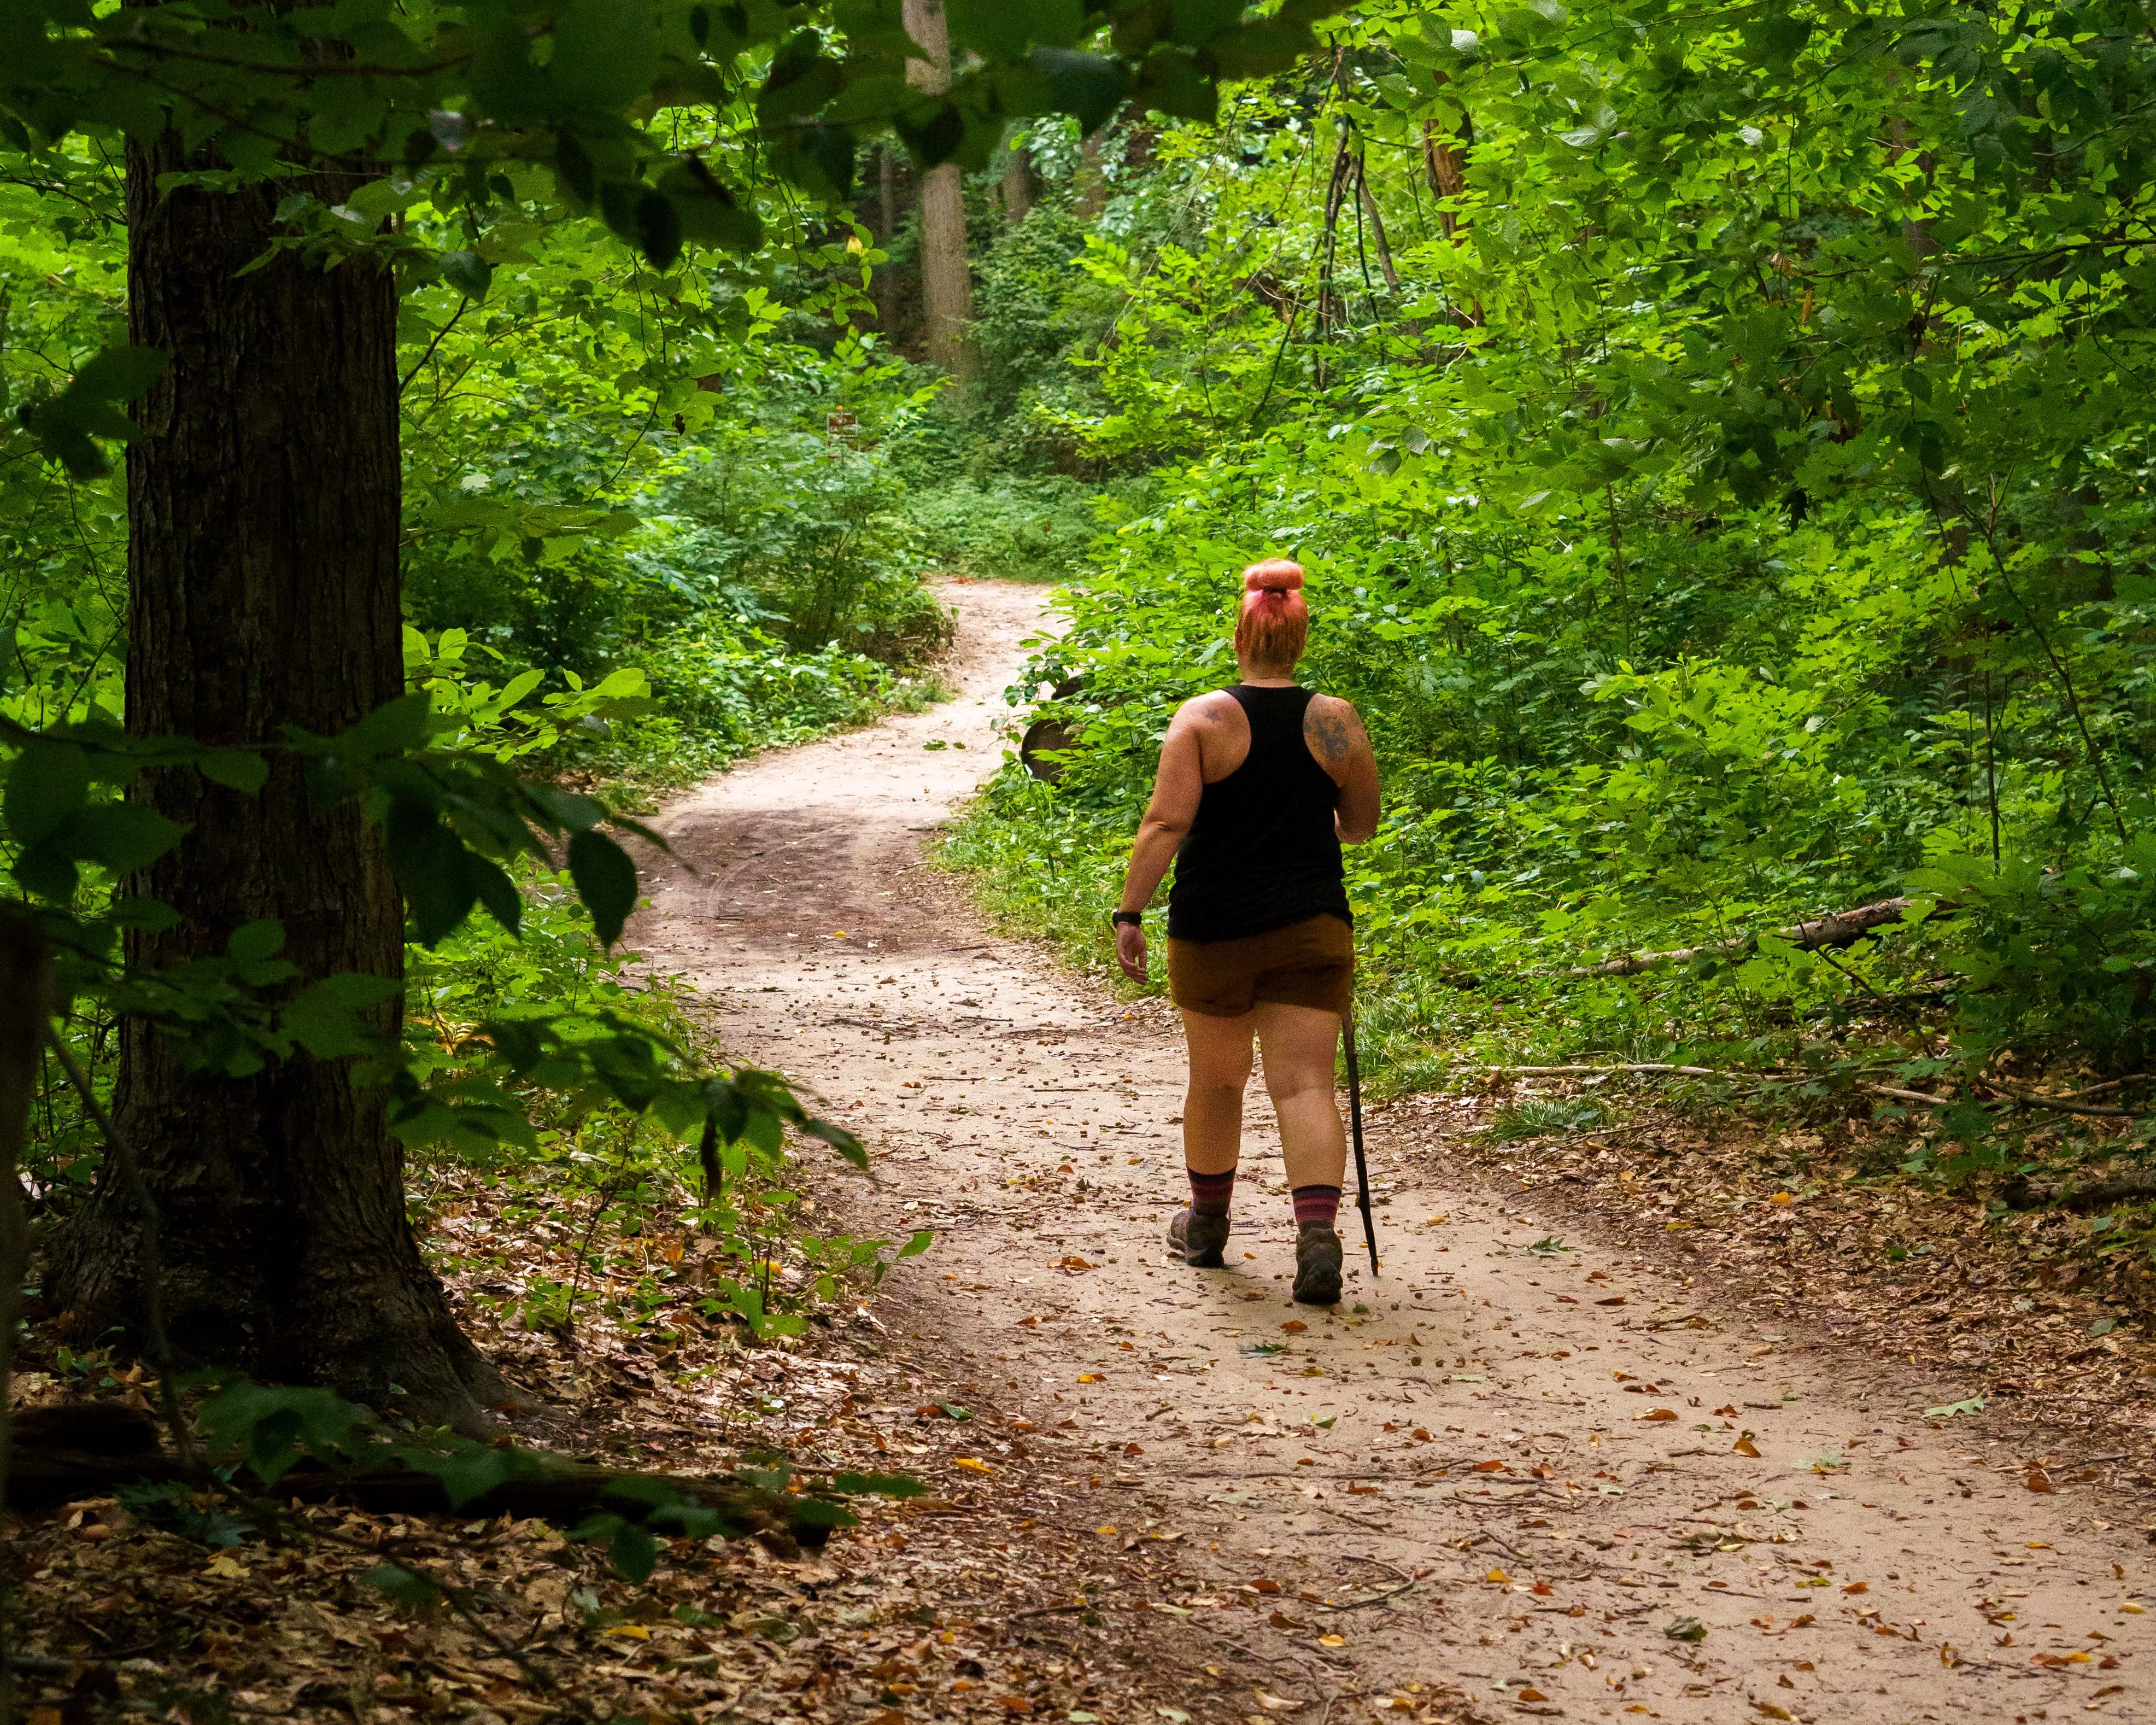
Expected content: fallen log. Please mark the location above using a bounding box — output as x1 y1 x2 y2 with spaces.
1563 894 1919 979
2001 1172 2156 1212
7 1403 824 1553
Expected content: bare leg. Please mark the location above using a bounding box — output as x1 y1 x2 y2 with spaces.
1253 1003 1346 1191
1180 1008 1256 1176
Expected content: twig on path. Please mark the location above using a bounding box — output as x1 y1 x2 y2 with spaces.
1321 1576 1421 1612
1311 1501 1388 1533
1464 1529 1532 1562
1342 1554 1415 1583
1003 1603 1092 1623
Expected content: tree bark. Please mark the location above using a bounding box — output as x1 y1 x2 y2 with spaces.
0 912 50 1719
1075 130 1108 221
902 0 977 384
46 132 518 1432
1001 141 1033 223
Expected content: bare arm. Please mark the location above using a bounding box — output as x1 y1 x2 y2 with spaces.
1305 694 1381 844
1114 700 1210 980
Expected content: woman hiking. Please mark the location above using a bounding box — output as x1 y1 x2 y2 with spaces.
1111 560 1381 1306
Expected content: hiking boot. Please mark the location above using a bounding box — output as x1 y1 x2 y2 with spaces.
1167 1207 1230 1268
1292 1223 1344 1306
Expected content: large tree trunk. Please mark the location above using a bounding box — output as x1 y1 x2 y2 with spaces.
903 0 978 385
46 133 518 1432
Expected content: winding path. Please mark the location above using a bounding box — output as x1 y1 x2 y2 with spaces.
632 579 2151 1724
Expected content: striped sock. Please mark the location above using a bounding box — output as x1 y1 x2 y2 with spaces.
1187 1167 1235 1218
1292 1184 1341 1228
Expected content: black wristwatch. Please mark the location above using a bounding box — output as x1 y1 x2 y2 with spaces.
1110 910 1144 929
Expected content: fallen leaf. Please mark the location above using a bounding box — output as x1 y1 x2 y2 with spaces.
1755 1705 1794 1722
1059 1256 1093 1272
1248 1577 1282 1594
1842 1581 1867 1595
607 1624 652 1640
1472 1459 1508 1472
1485 1568 1511 1583
1077 1372 1103 1383
1641 1408 1679 1422
2026 1467 2056 1493
954 1457 994 1473
204 1554 250 1580
1715 1404 1739 1417
1318 1633 1345 1647
998 1699 1033 1716
1732 1434 1762 1458
1255 1693 1304 1712
1280 1320 1307 1334
1596 1295 1627 1305
1519 1689 1549 1703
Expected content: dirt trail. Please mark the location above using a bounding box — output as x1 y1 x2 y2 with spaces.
635 581 2152 1724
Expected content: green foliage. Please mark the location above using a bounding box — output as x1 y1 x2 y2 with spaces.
940 2 2156 1175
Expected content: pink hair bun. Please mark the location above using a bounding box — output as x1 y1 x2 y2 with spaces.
1243 559 1304 592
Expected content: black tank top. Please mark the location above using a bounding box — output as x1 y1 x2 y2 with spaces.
1166 685 1351 944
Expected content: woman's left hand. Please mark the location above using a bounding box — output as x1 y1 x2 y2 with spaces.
1115 920 1148 982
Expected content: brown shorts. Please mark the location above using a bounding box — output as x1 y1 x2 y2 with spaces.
1167 914 1354 1019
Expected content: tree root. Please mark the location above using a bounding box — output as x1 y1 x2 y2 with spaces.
7 1402 823 1555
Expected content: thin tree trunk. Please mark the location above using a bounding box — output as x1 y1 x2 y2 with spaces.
1001 142 1033 223
1075 130 1107 221
1421 97 1484 329
874 146 904 334
902 0 977 384
0 910 51 1723
46 131 519 1432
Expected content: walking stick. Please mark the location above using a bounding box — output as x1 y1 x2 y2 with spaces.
1342 1015 1379 1279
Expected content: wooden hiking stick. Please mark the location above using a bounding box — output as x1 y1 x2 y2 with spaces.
1342 1016 1379 1278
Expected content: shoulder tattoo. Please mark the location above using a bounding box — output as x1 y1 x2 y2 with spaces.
1304 698 1356 768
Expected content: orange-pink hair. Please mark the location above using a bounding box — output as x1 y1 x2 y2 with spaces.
1235 559 1308 667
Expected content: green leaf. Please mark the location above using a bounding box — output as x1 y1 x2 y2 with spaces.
605 1519 659 1583
567 829 639 946
633 186 683 271
69 345 171 401
197 750 270 793
787 1496 859 1530
364 1564 442 1610
66 802 185 874
656 159 765 253
800 1114 867 1169
439 248 493 299
1029 48 1129 136
227 919 285 966
898 1227 934 1259
6 741 88 846
830 1469 930 1498
326 691 434 762
466 849 523 935
386 798 477 947
553 132 597 205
